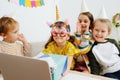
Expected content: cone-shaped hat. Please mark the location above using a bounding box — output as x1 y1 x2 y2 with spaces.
81 0 89 12
98 6 108 19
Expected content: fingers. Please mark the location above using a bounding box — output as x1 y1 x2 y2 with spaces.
18 33 24 37
76 21 81 33
18 33 26 41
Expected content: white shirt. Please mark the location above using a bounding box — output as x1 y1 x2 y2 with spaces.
92 42 120 75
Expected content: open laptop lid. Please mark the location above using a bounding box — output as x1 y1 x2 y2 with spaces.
0 53 52 80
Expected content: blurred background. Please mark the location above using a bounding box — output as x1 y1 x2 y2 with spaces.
0 0 120 42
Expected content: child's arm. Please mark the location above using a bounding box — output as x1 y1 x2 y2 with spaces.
62 55 73 76
23 43 30 55
18 33 30 55
74 22 93 54
106 38 120 56
74 31 94 54
87 50 101 75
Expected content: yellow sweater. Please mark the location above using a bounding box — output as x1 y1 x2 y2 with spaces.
42 41 81 69
42 41 80 56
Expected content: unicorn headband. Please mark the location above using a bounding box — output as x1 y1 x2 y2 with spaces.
49 21 71 32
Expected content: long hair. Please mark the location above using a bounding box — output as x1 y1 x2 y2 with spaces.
44 35 75 48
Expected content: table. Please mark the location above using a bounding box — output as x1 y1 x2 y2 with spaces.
61 71 115 80
0 71 116 80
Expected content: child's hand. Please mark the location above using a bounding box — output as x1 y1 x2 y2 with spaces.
18 33 27 44
76 21 81 33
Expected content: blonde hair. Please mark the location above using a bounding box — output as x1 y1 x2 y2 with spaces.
93 18 112 34
0 16 19 34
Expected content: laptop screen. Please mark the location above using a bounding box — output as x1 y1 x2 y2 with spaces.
0 53 52 80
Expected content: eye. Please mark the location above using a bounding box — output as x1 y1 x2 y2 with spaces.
84 20 88 23
95 29 99 32
60 32 65 34
60 32 67 37
79 20 82 23
52 31 56 34
102 30 106 33
13 31 18 34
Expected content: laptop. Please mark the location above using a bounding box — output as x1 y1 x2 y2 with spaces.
0 53 52 80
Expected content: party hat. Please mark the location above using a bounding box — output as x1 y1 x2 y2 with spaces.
81 0 89 12
97 6 108 19
55 0 60 20
56 5 60 20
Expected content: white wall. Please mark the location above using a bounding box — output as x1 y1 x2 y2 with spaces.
59 0 120 40
0 0 56 42
0 0 120 42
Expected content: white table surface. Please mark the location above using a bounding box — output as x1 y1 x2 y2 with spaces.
61 71 115 80
0 71 115 80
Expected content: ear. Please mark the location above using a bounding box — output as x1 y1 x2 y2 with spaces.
0 33 4 36
0 33 7 38
108 32 111 36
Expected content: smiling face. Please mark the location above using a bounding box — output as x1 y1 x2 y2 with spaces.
92 20 111 42
51 27 69 45
78 14 91 33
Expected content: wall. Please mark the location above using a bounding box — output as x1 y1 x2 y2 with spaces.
0 0 56 42
0 0 120 42
59 0 120 40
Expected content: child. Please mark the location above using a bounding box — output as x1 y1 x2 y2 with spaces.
73 12 94 73
42 21 80 76
87 18 120 79
0 16 30 56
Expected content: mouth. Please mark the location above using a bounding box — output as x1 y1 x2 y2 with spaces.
95 36 102 39
81 26 86 28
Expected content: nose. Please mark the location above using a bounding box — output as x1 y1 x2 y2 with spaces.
17 33 20 36
80 21 85 25
56 33 60 37
97 31 101 35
